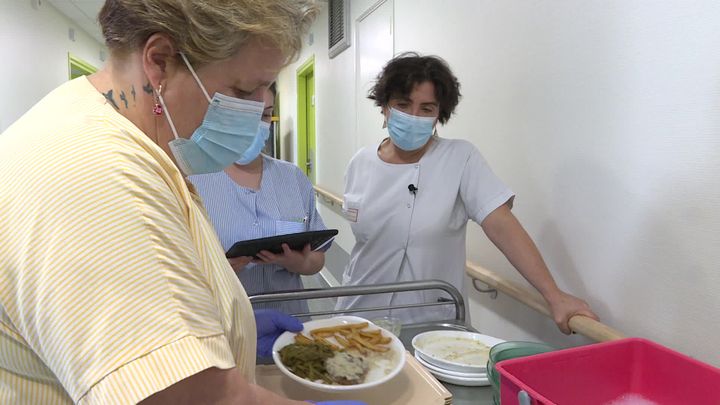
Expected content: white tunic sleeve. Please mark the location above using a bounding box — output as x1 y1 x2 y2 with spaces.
459 145 515 224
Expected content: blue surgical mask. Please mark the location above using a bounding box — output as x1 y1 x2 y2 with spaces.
386 107 436 151
236 121 271 165
157 53 264 175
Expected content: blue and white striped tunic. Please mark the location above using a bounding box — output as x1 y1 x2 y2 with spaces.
189 155 326 315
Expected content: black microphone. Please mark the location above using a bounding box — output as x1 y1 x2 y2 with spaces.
408 184 418 195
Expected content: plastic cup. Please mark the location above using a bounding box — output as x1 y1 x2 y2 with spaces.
371 316 402 337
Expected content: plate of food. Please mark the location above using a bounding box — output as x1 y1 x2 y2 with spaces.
272 315 406 392
411 331 505 373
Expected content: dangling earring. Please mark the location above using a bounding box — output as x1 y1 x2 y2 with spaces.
152 84 163 116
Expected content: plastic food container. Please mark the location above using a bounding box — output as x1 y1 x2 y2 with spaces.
496 337 720 405
488 341 556 384
487 341 555 405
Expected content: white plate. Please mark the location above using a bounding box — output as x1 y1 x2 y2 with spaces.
415 354 491 387
272 315 406 392
414 352 487 379
411 331 505 373
430 370 491 387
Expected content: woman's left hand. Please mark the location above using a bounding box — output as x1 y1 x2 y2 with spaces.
228 256 254 272
545 290 599 334
255 243 322 275
254 309 303 358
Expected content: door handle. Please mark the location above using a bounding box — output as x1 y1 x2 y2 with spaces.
307 148 315 174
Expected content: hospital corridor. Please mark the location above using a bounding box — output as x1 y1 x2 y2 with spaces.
1 1 720 404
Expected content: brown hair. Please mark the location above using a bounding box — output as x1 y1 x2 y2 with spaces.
368 52 461 124
98 0 319 66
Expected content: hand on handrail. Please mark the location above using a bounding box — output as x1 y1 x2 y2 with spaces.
568 314 625 341
545 290 598 335
465 263 624 341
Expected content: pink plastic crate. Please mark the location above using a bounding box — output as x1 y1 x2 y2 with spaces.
496 338 720 405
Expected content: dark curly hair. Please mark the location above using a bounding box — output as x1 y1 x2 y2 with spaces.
368 52 461 124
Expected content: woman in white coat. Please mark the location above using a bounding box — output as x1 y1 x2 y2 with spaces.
336 53 597 333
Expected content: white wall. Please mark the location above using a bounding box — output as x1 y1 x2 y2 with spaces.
277 0 383 251
280 0 720 366
0 1 106 132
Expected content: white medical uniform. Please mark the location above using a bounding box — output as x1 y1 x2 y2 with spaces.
336 137 515 324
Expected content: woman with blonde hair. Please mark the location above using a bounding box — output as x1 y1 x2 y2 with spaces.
0 1 357 404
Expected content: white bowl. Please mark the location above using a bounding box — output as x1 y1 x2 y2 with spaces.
272 315 406 392
414 352 487 379
411 331 505 373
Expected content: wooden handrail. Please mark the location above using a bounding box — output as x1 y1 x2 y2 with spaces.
313 185 343 210
313 185 626 342
466 262 625 342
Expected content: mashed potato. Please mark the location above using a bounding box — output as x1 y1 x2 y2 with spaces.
325 352 369 385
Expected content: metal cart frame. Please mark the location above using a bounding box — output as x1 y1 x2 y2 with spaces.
250 280 492 404
249 279 466 324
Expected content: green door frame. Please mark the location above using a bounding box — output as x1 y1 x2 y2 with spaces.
272 91 281 158
296 55 316 183
68 53 97 79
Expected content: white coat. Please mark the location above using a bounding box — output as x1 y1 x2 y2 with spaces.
336 137 514 323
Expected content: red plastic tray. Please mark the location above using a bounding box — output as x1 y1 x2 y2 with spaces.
496 338 720 405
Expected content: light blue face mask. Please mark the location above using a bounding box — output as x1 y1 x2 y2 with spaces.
236 121 271 165
386 107 436 151
157 53 264 175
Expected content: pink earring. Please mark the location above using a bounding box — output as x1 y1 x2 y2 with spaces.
152 84 163 116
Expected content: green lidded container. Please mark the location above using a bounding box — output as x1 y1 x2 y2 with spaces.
487 341 555 404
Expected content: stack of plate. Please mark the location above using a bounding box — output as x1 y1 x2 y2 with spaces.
411 331 505 387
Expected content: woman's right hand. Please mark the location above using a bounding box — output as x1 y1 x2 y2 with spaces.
228 256 253 272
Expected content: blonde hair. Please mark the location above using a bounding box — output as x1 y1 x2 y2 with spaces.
98 0 319 65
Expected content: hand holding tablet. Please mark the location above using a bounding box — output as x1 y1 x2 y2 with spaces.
225 229 338 259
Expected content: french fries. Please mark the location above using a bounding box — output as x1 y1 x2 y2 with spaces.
294 333 314 345
334 334 351 348
315 336 341 351
293 321 392 354
309 322 368 335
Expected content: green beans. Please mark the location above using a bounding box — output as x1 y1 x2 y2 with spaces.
279 343 335 383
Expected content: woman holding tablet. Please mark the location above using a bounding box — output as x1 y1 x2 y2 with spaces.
189 85 327 316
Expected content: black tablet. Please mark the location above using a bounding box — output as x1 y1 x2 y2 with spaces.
225 229 338 259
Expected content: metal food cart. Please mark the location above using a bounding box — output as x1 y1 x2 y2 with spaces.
250 280 496 405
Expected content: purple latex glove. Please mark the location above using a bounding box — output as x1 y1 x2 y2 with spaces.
254 309 303 358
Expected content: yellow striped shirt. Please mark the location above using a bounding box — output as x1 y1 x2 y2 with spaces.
0 77 257 404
